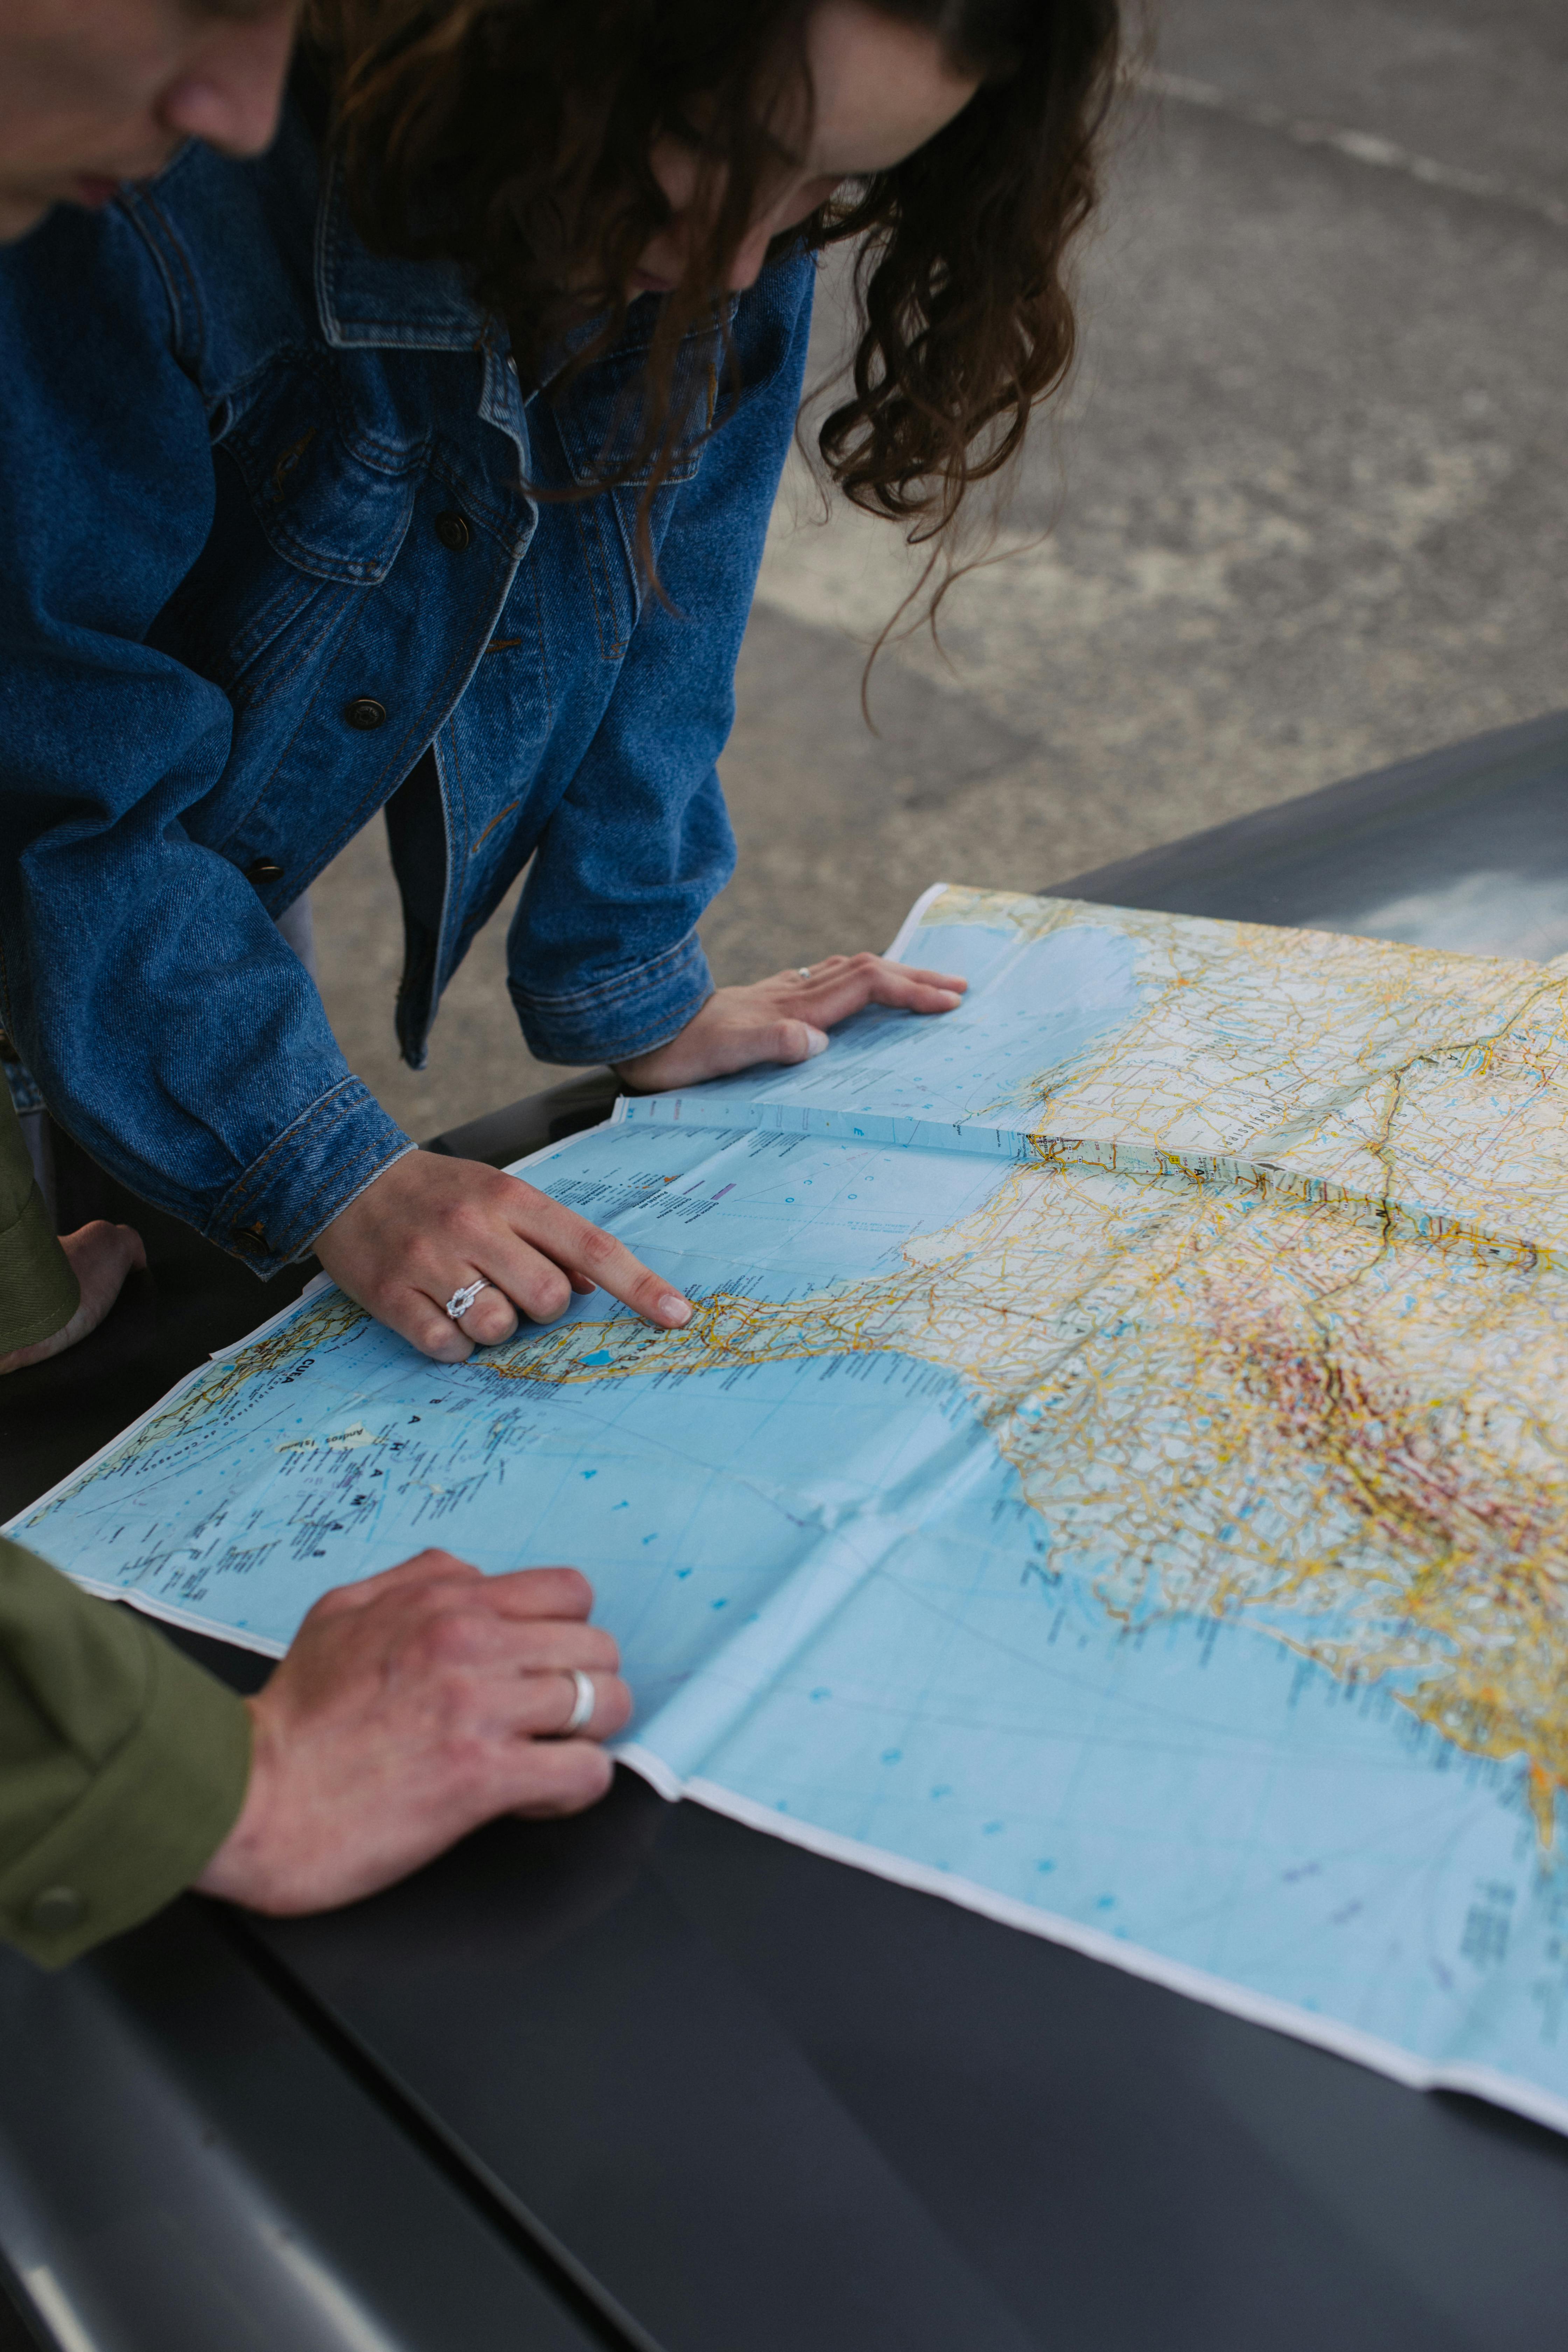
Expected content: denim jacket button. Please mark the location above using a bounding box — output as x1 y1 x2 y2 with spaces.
245 856 284 884
435 511 471 552
343 698 387 730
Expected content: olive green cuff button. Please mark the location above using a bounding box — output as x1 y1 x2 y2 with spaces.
27 1886 84 1934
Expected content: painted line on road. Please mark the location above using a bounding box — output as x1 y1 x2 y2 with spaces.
1142 68 1568 235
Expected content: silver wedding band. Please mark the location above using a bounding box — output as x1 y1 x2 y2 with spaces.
553 1667 596 1738
444 1278 494 1322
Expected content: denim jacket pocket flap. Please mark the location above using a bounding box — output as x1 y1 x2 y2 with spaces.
222 370 419 586
552 319 723 490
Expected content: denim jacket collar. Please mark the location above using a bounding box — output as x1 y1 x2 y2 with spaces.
310 156 630 429
314 158 486 352
312 159 538 468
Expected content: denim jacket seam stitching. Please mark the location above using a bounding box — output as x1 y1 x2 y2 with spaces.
215 558 326 679
222 344 425 482
120 191 206 379
511 931 702 1014
305 572 503 882
524 985 713 1064
227 596 344 719
212 587 372 846
573 505 617 663
606 478 681 621
318 172 483 356
241 561 492 865
221 1077 374 1219
222 608 406 872
527 560 554 716
227 579 357 719
332 415 431 474
328 404 433 475
261 543 390 588
590 503 630 657
258 518 405 586
388 586 506 840
299 336 435 476
213 342 326 444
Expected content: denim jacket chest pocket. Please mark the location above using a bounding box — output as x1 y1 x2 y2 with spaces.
222 351 426 581
548 319 721 661
149 351 425 724
158 334 534 754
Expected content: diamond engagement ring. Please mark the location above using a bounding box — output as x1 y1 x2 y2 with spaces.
551 1668 596 1739
443 1278 494 1322
797 965 812 979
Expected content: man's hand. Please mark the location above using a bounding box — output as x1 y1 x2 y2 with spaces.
195 1550 630 1915
614 953 968 1092
315 1151 692 1362
0 1220 146 1376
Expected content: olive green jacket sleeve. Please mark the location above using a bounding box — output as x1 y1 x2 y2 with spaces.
0 1083 77 1351
0 1538 252 1967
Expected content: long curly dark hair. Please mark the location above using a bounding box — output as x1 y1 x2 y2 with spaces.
306 0 1120 553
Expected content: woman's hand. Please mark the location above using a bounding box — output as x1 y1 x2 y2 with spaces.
314 1150 692 1362
196 1551 630 1915
614 952 967 1092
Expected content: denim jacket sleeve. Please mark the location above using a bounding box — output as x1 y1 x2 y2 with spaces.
505 258 816 1065
0 203 412 1276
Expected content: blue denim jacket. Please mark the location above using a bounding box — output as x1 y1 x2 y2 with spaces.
0 111 813 1274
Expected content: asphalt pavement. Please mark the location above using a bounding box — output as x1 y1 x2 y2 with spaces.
313 0 1568 1140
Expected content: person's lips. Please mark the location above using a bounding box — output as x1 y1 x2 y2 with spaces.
629 267 678 294
70 144 175 207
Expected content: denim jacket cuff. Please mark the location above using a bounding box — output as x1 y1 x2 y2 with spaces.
210 1078 415 1275
509 932 715 1066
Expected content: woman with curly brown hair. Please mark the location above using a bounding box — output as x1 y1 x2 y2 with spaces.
0 0 1119 1363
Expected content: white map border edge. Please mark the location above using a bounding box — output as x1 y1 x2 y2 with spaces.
884 879 951 963
615 1741 1568 2142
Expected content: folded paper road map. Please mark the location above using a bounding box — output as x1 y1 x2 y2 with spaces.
14 884 1568 2130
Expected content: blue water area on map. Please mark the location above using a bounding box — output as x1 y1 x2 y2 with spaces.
629 918 1143 1142
12 1125 1017 1652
